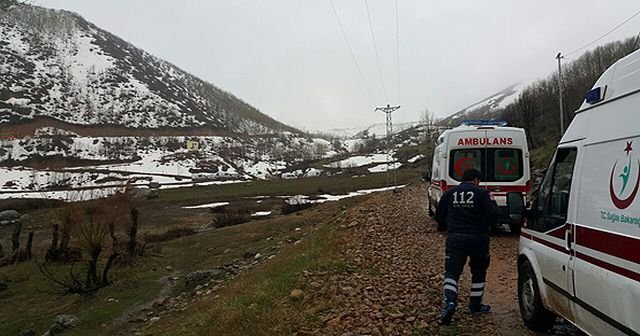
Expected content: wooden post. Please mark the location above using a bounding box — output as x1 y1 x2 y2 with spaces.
50 223 59 251
26 232 34 260
11 221 22 252
128 208 139 256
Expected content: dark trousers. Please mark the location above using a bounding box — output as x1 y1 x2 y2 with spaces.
443 233 490 307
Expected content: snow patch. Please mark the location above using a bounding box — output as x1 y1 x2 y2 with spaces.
182 202 230 209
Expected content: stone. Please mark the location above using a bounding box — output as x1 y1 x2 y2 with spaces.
49 314 80 334
326 316 342 327
19 213 32 224
0 210 19 222
165 266 173 271
295 330 314 336
153 298 167 307
17 330 35 336
289 289 305 301
184 268 224 286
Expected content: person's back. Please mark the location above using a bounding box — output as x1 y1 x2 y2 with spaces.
435 181 498 234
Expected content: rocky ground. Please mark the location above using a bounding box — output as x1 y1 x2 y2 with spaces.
295 183 582 336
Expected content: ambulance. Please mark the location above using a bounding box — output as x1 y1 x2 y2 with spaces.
426 121 531 233
509 49 640 335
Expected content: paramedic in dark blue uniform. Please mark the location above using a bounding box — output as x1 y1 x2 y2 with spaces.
435 168 499 325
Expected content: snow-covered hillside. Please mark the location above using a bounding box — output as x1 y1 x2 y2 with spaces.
441 83 525 125
0 6 297 135
0 130 343 197
326 121 420 139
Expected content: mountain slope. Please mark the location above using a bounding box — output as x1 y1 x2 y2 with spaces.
440 83 524 125
0 5 298 135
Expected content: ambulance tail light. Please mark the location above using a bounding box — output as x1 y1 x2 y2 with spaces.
441 180 447 192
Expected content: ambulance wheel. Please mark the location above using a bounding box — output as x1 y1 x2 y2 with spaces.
509 223 521 235
518 260 555 332
427 195 435 217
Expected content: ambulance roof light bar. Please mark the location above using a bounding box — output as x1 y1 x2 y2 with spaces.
460 120 508 127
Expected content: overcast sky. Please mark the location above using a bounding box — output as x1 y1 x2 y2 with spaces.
34 0 640 131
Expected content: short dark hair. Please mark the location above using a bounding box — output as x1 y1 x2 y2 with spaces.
462 168 482 182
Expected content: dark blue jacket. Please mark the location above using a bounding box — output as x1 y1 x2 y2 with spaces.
435 182 499 234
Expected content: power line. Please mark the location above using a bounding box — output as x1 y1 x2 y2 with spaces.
328 0 377 106
364 0 388 102
395 0 400 104
565 8 640 57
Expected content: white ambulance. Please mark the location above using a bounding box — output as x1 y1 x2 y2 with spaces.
511 49 640 335
426 121 531 233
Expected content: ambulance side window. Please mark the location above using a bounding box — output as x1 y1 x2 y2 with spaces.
532 148 578 232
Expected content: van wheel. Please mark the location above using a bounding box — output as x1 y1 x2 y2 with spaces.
518 260 555 332
509 223 521 235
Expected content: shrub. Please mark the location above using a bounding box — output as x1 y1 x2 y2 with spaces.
0 198 63 212
281 203 314 214
143 227 197 243
212 211 250 228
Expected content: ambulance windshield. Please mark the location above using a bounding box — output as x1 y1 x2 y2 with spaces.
449 148 523 182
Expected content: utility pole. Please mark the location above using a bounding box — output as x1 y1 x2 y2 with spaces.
375 104 401 187
556 52 565 135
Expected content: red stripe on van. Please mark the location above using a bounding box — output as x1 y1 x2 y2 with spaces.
520 231 568 254
547 224 568 240
575 226 640 265
575 252 640 283
521 229 640 283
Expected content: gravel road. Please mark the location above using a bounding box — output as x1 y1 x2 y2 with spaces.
301 183 582 336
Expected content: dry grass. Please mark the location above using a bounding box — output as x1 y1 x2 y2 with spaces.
147 211 348 336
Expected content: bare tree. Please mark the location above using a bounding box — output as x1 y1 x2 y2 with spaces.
0 0 29 11
74 200 117 288
420 108 438 141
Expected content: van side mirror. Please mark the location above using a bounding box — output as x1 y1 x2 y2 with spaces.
506 192 525 221
421 170 431 182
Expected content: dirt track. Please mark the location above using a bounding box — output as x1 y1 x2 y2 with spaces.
301 183 580 335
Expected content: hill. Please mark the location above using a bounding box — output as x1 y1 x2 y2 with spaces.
0 5 299 136
440 83 524 126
